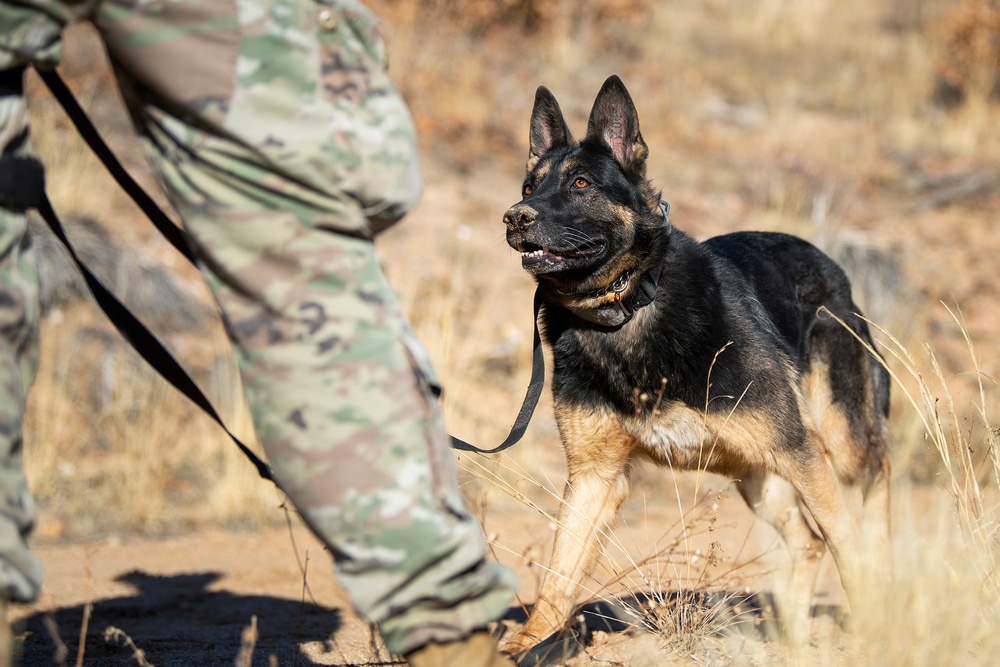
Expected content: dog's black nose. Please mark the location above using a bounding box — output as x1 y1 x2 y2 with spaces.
504 204 537 231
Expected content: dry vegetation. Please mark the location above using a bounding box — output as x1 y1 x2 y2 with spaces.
17 0 1000 664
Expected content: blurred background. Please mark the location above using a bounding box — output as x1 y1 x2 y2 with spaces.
19 0 1000 552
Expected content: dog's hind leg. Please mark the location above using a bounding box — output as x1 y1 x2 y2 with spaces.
861 453 892 568
803 320 892 569
737 472 825 644
503 405 635 656
781 441 866 627
860 356 892 563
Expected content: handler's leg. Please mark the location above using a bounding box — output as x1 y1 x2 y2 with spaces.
0 204 42 602
0 19 67 632
0 66 48 667
0 201 43 640
0 204 41 666
93 0 516 656
0 5 106 662
192 216 517 655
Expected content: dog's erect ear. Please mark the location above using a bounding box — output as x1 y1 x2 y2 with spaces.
529 86 573 166
585 75 648 173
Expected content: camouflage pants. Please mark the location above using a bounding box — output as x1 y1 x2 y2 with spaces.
0 0 515 654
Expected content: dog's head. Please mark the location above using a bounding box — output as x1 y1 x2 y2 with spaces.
504 76 669 301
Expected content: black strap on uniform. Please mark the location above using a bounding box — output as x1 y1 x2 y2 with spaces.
30 66 544 467
0 156 45 211
0 67 45 212
29 65 269 482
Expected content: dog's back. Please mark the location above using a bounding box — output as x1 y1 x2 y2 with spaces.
705 231 890 484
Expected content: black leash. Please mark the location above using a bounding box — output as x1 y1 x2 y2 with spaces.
36 70 197 266
31 67 544 470
449 289 544 455
35 194 276 482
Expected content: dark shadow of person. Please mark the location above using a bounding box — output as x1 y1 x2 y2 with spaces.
16 570 351 666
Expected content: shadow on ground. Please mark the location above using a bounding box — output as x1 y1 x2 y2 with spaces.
17 570 352 667
18 573 847 667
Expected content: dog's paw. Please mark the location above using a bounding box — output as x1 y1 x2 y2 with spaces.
500 633 538 658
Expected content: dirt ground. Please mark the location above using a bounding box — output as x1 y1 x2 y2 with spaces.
10 472 870 667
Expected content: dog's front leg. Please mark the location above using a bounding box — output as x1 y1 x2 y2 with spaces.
504 405 635 656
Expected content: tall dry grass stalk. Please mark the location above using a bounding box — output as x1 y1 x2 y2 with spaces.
459 301 1000 665
797 304 1000 666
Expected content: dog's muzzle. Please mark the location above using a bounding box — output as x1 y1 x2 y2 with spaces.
504 203 538 232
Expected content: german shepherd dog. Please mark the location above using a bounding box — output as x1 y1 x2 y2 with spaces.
501 76 890 654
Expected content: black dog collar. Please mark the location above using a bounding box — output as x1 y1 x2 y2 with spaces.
561 200 669 328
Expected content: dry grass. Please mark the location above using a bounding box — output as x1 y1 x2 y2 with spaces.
805 311 1000 666
14 1 1000 664
101 627 154 667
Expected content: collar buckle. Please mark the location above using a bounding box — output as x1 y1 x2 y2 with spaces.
610 271 631 300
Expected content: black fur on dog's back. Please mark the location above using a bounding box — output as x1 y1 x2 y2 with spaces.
705 231 890 414
540 224 888 472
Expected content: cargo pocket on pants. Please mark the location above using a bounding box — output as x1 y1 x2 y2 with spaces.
310 0 422 233
396 326 473 521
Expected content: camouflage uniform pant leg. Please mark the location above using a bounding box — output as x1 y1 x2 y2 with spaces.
0 0 106 607
0 202 43 604
184 209 516 654
87 0 516 654
0 5 62 599
0 0 112 606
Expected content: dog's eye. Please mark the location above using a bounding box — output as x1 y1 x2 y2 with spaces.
522 183 533 196
573 178 590 189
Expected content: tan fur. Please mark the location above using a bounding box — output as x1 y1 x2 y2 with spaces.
803 360 869 482
504 356 886 656
511 402 637 650
803 359 891 551
526 154 550 175
550 201 641 305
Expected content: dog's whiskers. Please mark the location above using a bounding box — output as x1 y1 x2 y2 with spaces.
562 229 599 248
